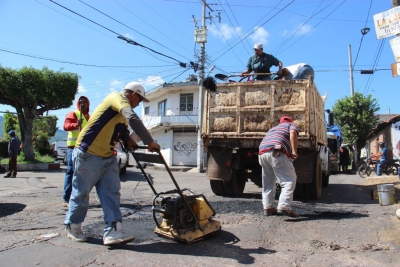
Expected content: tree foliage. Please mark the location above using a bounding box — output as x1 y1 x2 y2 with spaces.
2 112 58 155
332 92 380 160
0 66 78 160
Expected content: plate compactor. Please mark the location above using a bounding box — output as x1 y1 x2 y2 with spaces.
131 146 221 243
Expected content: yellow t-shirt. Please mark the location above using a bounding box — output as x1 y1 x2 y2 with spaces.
76 92 130 157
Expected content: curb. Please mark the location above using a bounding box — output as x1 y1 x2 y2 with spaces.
1 162 60 172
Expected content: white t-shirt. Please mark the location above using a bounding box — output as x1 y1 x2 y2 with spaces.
283 63 307 80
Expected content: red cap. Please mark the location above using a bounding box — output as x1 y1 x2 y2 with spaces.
280 116 293 123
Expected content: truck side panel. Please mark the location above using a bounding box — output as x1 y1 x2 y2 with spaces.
202 79 327 149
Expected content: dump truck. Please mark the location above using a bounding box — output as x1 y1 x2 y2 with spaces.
201 77 328 199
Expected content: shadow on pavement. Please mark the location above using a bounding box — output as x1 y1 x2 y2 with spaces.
0 203 26 218
103 230 275 264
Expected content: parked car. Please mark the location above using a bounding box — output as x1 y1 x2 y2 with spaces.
114 141 129 174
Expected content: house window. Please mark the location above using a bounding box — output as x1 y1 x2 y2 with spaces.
144 107 150 115
158 100 166 116
180 93 193 114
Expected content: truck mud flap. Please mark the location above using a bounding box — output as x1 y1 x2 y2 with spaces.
293 152 316 184
206 146 232 181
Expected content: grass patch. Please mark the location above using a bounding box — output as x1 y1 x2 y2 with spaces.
0 152 54 164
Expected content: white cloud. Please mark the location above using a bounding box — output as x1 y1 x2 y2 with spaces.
77 84 86 93
250 27 269 45
294 24 312 35
123 33 134 39
208 23 243 42
138 75 164 90
109 79 124 92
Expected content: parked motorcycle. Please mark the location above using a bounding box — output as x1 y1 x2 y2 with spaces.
358 157 399 178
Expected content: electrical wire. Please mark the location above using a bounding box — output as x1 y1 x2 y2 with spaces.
0 47 175 69
49 0 187 67
78 0 191 62
352 0 373 68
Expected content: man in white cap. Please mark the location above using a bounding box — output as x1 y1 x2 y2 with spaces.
64 81 160 246
242 42 283 81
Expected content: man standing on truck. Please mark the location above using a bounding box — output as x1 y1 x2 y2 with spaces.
258 116 299 218
62 96 90 207
241 42 283 81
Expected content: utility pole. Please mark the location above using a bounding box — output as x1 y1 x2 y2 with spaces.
348 44 354 96
193 0 220 173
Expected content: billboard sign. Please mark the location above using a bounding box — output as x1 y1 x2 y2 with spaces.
373 6 400 39
390 36 400 61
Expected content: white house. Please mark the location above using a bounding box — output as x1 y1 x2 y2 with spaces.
141 77 202 167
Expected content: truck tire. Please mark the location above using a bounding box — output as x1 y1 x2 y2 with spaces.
224 169 246 197
305 156 322 199
251 167 262 188
210 180 225 196
322 174 329 187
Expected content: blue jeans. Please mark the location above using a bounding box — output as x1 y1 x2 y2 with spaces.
377 159 388 176
62 148 74 203
293 65 314 80
64 148 122 237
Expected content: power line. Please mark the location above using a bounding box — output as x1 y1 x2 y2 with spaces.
78 0 192 62
0 47 175 69
352 0 373 68
49 0 187 67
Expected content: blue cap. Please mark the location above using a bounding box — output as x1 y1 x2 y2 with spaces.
8 130 15 135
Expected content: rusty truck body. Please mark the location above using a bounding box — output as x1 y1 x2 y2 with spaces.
201 77 329 199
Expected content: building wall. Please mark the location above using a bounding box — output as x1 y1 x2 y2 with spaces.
391 121 400 159
369 125 394 159
152 129 173 166
141 84 201 166
142 88 199 118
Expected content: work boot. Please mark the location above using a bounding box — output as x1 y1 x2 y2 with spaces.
65 223 87 242
263 208 278 216
103 222 135 246
277 209 299 218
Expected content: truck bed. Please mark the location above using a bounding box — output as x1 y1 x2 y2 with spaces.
202 78 327 150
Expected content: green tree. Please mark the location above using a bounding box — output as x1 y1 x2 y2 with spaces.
332 92 379 162
3 112 59 155
0 66 78 160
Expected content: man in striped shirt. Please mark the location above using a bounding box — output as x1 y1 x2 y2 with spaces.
258 116 299 217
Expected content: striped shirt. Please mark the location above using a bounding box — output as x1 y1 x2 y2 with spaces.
259 122 298 158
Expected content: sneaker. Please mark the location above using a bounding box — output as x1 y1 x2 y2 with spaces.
65 223 87 242
277 209 299 218
263 208 278 216
103 222 135 245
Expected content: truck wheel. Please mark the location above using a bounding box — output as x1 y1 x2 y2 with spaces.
322 174 329 187
224 169 246 197
305 156 322 200
322 164 330 187
210 180 225 196
251 167 262 188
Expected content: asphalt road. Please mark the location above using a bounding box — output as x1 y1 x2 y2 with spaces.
0 166 399 267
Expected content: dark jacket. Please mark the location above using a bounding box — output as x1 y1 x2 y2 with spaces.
8 136 21 157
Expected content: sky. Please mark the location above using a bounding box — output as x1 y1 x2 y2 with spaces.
0 0 399 129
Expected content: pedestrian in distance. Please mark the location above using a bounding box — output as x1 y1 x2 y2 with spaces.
4 130 21 178
258 116 299 218
62 96 90 207
241 42 283 81
64 82 160 246
373 142 388 176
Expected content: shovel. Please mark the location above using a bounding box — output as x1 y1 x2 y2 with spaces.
215 73 277 81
